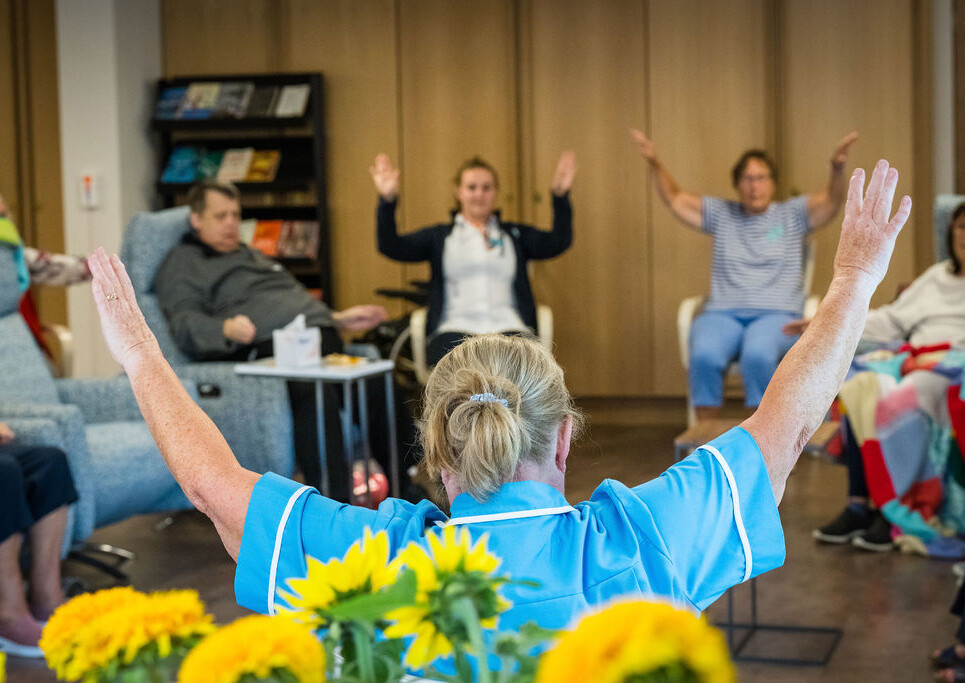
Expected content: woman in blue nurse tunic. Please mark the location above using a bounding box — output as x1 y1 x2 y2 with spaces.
85 160 911 633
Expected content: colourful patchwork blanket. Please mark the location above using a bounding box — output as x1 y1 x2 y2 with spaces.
838 344 965 557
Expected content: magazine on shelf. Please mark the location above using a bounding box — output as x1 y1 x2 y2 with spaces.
197 149 225 180
246 85 280 118
277 220 319 259
177 82 221 119
251 220 283 256
273 84 310 117
155 86 187 119
213 82 255 119
244 150 281 182
239 218 257 246
161 146 199 184
216 148 255 182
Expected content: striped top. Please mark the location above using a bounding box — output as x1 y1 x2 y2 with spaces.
702 195 810 313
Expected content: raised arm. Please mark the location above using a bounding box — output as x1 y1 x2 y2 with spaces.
370 153 434 262
806 131 859 230
630 129 702 231
88 248 258 560
743 160 911 503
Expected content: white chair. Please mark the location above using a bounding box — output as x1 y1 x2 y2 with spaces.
406 305 554 385
677 241 820 426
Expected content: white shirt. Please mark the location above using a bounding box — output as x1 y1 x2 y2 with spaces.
436 214 527 335
862 260 965 347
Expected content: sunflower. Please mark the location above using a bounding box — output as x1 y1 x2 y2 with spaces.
40 588 214 682
279 528 399 626
384 525 511 670
535 600 735 683
179 614 325 683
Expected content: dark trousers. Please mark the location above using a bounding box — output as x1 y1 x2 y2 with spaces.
841 419 869 499
951 580 965 643
0 443 78 545
426 329 527 367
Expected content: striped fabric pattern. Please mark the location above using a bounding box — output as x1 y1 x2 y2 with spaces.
702 195 810 313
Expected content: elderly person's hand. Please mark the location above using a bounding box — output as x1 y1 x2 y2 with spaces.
333 304 389 332
0 422 14 446
629 129 657 164
550 150 577 196
223 315 257 344
88 248 160 369
830 131 859 171
370 154 400 201
833 161 911 288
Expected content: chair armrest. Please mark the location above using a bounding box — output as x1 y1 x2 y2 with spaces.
410 308 429 384
677 296 706 370
0 417 68 451
56 377 143 423
536 304 553 353
41 323 74 377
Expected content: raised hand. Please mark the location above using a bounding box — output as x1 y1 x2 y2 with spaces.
223 315 257 344
334 304 389 332
369 154 401 200
831 131 859 169
550 150 577 195
833 160 912 287
88 248 159 369
629 129 657 164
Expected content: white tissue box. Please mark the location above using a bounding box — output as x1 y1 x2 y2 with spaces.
272 326 320 368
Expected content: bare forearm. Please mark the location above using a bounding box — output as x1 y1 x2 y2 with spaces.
649 159 681 209
743 273 876 501
124 343 256 558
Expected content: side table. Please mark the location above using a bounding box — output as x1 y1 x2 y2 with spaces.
234 358 399 501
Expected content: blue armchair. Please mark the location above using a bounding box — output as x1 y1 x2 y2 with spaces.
0 247 191 556
120 206 294 477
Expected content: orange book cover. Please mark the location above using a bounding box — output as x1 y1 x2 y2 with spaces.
250 220 283 256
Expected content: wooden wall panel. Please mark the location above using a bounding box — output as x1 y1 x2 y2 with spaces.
647 0 771 396
280 0 405 314
521 0 650 396
395 0 519 286
782 0 918 307
162 0 278 76
0 1 18 216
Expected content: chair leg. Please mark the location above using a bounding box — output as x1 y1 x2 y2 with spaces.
67 542 135 583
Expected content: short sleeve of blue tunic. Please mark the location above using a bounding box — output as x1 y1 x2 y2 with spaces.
235 426 784 620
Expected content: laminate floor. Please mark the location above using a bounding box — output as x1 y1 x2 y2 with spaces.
8 423 957 682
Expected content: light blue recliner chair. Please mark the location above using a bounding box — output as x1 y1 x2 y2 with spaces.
0 246 192 561
120 206 294 477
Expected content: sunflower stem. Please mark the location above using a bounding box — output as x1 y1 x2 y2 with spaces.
453 596 493 683
350 623 377 683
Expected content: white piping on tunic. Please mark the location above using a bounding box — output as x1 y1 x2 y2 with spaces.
267 485 312 616
700 444 753 583
435 505 577 527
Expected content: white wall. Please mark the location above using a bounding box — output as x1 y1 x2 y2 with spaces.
56 0 161 377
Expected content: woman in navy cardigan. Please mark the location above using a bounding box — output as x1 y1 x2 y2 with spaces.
371 152 576 365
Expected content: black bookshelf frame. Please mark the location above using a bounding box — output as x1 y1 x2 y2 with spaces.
152 72 331 301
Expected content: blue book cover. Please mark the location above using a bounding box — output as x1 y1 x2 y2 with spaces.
161 146 200 184
155 86 187 120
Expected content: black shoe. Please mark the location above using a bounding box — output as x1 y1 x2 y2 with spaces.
852 511 893 552
812 506 871 544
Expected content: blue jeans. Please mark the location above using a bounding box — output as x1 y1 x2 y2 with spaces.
689 309 799 408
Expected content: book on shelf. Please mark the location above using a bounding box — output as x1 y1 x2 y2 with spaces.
216 147 255 182
244 150 281 182
250 220 283 256
160 146 200 184
155 86 187 120
213 81 254 119
238 218 257 246
177 82 221 119
246 85 279 118
197 149 225 180
273 84 310 117
276 220 319 259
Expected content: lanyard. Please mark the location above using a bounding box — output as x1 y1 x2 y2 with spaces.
436 505 577 528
